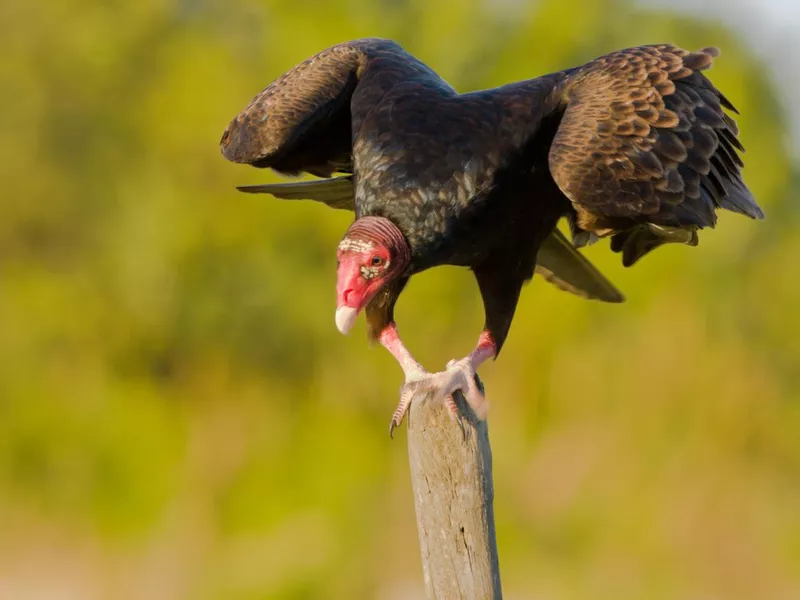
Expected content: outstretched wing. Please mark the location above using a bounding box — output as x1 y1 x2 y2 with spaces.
220 38 406 178
548 45 763 240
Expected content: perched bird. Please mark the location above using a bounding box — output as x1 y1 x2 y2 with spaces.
220 38 763 434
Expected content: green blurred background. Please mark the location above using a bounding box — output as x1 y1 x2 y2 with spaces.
2 0 799 597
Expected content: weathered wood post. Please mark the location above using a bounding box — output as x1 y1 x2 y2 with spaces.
404 381 502 599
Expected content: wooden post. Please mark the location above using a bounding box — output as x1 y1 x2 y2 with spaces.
404 381 503 599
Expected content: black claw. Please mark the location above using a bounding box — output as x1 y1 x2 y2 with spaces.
388 419 396 439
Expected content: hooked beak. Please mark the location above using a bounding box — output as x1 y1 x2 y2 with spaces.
335 256 368 335
335 305 359 335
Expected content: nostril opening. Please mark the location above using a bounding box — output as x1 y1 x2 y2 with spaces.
343 289 354 304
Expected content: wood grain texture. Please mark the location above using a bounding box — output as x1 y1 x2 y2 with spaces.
406 383 502 600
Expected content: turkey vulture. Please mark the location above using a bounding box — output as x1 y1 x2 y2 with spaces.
220 38 763 435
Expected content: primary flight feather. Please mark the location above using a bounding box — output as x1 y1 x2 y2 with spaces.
220 38 763 434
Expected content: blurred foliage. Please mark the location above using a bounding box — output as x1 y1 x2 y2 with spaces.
1 0 799 598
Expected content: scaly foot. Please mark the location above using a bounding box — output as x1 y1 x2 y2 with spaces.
443 356 488 418
388 359 487 438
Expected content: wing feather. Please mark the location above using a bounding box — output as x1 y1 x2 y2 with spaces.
236 176 355 210
547 45 764 235
220 38 404 178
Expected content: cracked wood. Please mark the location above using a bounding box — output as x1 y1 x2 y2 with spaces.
406 384 502 599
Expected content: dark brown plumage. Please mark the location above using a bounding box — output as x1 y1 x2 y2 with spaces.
220 38 763 432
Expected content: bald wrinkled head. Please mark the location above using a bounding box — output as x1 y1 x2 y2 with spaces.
335 217 411 334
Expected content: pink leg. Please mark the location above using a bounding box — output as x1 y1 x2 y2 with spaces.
380 325 497 437
441 330 496 417
379 323 427 380
379 324 429 437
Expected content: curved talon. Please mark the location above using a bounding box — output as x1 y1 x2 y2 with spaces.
388 394 410 438
379 325 496 437
387 360 488 437
433 358 489 420
389 379 425 439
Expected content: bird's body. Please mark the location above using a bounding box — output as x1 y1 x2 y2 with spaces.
354 76 567 271
221 38 763 432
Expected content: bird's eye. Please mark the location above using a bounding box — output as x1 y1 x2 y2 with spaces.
370 255 383 266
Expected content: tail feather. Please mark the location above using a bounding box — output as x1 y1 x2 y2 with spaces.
536 229 624 303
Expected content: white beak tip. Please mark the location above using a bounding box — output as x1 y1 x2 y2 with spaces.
335 306 359 335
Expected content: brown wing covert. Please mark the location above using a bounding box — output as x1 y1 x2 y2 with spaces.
549 45 761 240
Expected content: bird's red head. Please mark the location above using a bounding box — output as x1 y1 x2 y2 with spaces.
335 216 410 335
